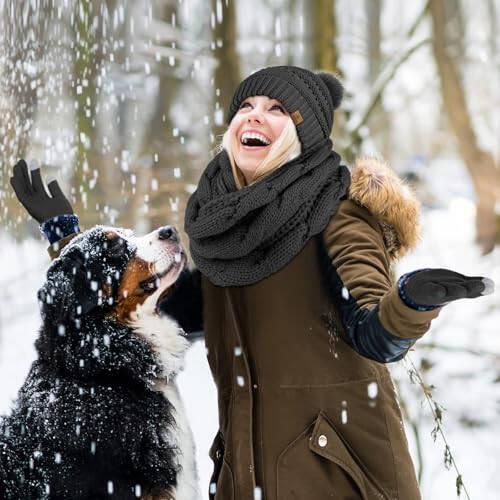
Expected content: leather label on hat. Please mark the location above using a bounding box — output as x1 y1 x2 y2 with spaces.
291 110 303 125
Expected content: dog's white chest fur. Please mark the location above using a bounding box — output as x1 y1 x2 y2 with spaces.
130 294 199 499
153 380 199 500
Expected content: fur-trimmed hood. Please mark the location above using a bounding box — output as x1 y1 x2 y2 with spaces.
348 156 421 261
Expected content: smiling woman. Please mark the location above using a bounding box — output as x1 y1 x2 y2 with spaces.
221 95 301 188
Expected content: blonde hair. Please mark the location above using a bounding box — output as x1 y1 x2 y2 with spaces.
221 117 301 189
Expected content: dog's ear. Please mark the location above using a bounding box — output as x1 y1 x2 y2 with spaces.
37 245 101 323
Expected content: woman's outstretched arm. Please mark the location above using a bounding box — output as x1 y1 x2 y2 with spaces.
321 198 442 363
322 199 492 363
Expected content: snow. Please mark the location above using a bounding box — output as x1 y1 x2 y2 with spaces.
0 0 498 493
367 381 378 399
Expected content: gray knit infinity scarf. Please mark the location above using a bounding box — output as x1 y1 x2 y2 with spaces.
184 138 351 287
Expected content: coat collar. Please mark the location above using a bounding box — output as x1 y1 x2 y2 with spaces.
348 156 421 262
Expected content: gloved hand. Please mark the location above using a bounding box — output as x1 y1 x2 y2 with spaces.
402 268 495 307
9 159 74 223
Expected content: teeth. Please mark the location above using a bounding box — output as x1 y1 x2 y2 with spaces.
241 131 271 146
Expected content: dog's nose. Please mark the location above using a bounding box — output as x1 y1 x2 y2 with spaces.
158 225 179 242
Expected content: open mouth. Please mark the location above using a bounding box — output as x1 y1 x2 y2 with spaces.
240 131 271 149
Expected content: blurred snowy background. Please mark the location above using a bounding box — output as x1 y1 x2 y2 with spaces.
0 0 499 498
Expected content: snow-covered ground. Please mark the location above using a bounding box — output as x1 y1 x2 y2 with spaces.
1 162 498 498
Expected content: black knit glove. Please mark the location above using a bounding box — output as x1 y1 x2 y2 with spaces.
9 159 74 223
401 268 494 307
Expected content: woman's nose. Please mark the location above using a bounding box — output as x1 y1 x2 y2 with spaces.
246 107 264 123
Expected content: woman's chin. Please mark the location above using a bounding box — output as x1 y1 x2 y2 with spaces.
236 153 266 171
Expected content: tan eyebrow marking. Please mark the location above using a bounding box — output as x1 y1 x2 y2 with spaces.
104 230 119 241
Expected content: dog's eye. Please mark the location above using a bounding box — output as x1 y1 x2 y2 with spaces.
140 277 159 293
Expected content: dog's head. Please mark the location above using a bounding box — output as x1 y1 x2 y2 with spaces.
36 225 188 381
38 224 187 324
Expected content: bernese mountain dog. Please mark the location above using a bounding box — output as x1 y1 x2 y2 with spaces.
0 224 200 499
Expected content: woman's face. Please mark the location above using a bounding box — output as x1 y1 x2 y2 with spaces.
229 95 289 183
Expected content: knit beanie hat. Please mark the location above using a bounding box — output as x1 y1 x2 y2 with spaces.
226 65 343 150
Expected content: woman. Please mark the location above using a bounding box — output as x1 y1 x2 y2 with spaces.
11 65 494 500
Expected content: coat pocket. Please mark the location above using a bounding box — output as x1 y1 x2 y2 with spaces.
277 411 370 500
208 430 234 500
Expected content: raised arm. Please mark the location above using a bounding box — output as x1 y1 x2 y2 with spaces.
10 159 80 259
10 159 204 341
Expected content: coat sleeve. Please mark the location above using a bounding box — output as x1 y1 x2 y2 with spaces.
40 214 81 260
41 215 204 341
322 199 442 363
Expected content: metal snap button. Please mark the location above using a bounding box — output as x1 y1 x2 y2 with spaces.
215 449 222 459
318 434 328 447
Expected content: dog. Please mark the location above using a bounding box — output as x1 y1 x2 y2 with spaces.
0 224 199 499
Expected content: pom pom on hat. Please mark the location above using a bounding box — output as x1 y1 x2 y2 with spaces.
316 72 343 110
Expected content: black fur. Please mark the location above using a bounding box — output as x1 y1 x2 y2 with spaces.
157 268 204 341
0 227 183 499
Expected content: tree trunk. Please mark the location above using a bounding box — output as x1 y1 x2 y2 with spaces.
211 0 240 140
366 0 382 80
309 0 347 148
71 0 112 228
364 0 390 158
430 0 500 254
312 0 340 74
0 0 50 239
135 0 183 233
444 0 465 59
488 0 498 57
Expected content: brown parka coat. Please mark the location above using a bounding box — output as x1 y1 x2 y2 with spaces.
47 157 441 500
199 157 442 500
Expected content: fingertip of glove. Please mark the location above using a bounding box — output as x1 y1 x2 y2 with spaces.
9 175 20 188
480 277 495 296
29 158 40 171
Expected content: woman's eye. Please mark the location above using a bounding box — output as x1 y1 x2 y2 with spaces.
238 101 284 112
270 104 285 113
